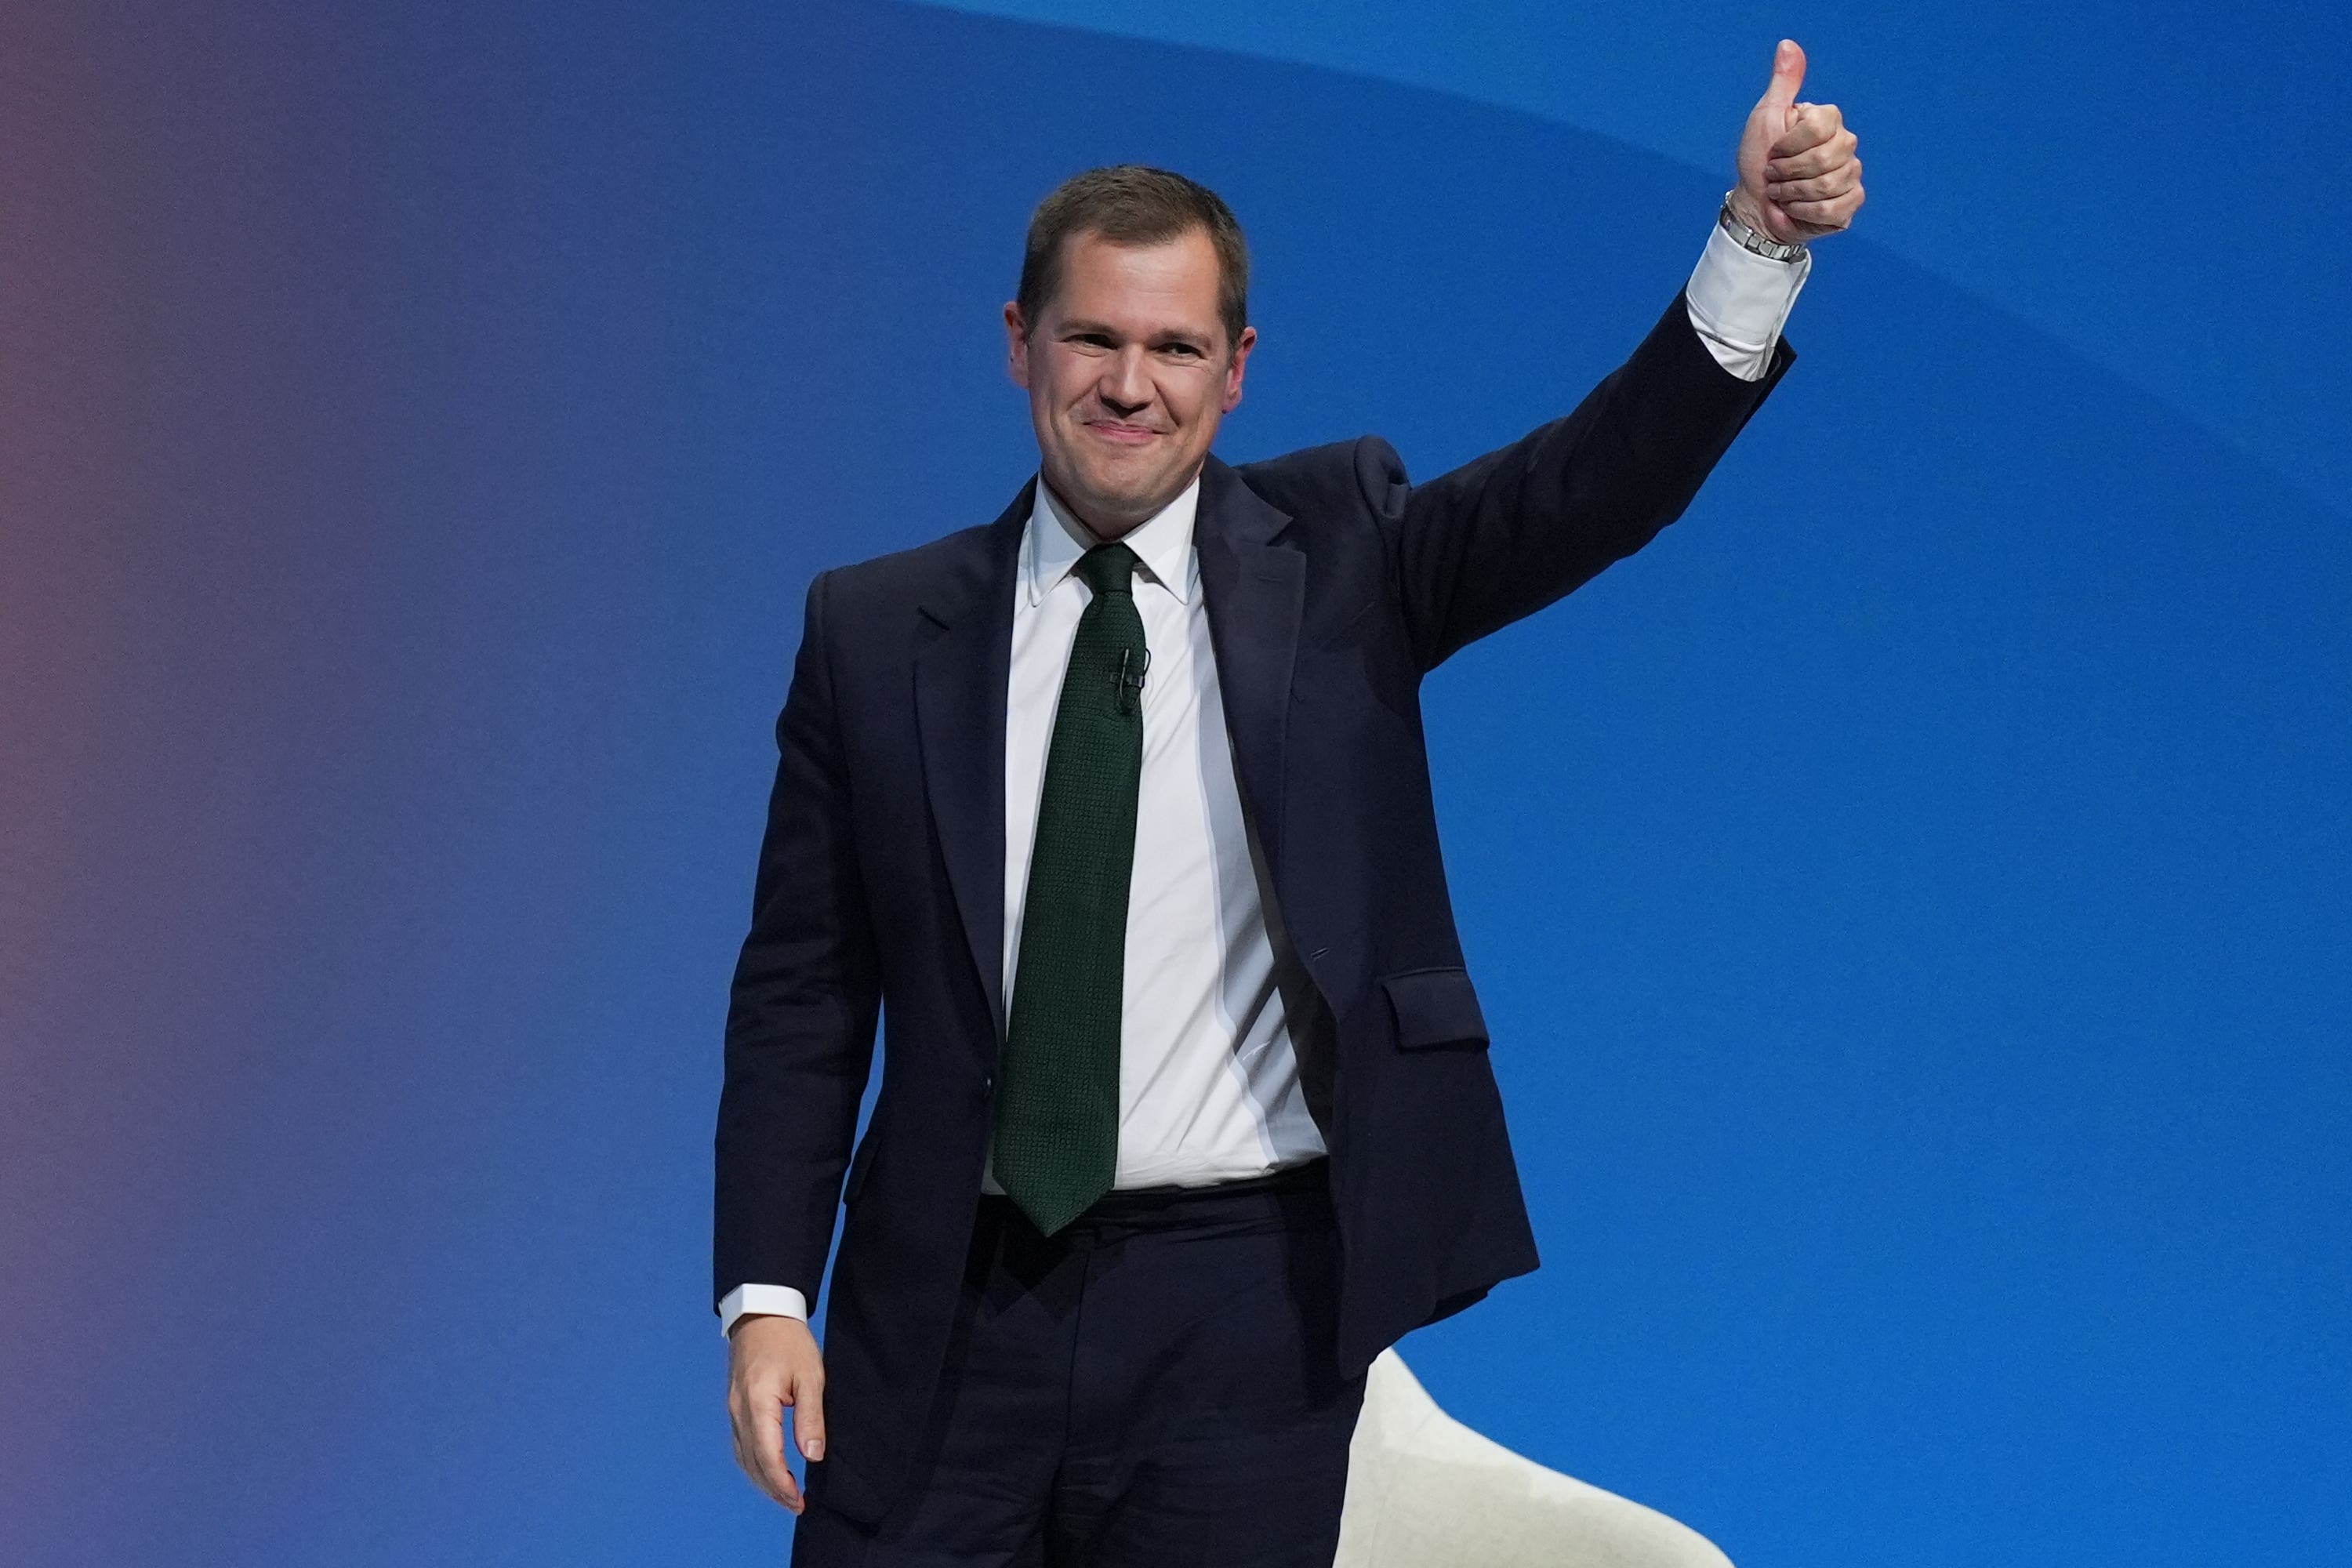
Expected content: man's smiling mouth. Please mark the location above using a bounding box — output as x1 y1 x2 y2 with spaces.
1084 419 1160 445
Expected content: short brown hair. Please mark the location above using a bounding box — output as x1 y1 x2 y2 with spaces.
1015 165 1250 355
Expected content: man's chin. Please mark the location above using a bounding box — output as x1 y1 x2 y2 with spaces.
1061 466 1181 528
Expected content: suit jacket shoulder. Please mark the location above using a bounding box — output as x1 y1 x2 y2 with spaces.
809 477 1036 659
1230 434 1406 532
819 514 1000 612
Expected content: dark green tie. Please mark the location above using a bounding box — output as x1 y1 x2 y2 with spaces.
992 540 1149 1236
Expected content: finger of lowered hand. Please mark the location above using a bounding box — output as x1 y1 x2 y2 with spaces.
1766 161 1860 202
729 1374 804 1512
757 1396 805 1513
1766 128 1857 181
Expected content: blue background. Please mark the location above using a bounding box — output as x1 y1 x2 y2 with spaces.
2 0 2344 1562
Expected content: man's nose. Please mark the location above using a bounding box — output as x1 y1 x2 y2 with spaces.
1098 347 1152 415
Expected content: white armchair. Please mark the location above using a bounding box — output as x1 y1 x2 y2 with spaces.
1334 1350 1737 1568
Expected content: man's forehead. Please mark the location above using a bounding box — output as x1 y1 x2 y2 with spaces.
1050 230 1223 325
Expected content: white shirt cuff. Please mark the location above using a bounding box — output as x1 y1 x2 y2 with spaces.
1683 216 1812 382
718 1283 810 1339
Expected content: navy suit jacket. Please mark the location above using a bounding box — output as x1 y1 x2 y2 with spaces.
717 285 1796 1524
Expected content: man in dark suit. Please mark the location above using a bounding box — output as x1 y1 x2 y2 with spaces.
717 38 1862 1567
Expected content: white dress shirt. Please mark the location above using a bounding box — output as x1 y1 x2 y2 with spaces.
984 464 1333 1199
720 220 1809 1337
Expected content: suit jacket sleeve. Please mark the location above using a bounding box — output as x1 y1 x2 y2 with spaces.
1365 285 1797 673
713 566 883 1317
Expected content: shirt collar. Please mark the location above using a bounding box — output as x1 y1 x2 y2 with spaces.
1023 469 1200 608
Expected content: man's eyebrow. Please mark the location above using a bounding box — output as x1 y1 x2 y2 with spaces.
1058 317 1213 347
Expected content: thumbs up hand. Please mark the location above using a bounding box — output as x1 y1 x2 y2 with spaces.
1731 39 1864 245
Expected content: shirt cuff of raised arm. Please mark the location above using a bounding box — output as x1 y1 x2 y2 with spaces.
1683 216 1812 382
718 1283 810 1339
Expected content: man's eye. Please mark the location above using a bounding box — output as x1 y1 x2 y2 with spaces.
1162 343 1201 358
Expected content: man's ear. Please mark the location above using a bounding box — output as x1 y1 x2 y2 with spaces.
1221 324 1257 413
1004 301 1031 390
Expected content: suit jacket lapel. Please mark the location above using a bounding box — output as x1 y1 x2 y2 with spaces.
1192 453 1302 873
914 477 1031 1052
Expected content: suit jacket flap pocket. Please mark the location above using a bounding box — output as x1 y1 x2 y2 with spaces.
1381 965 1490 1050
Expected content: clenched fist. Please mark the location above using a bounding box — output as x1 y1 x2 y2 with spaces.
1731 39 1864 245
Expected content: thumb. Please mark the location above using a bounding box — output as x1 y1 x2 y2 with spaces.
1759 38 1806 110
793 1367 827 1462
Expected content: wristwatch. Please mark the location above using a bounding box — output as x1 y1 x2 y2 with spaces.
1719 190 1808 263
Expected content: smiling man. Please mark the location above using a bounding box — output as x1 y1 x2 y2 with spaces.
717 39 1862 1568
1015 218 1257 536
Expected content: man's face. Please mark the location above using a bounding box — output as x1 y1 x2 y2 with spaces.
1005 226 1256 539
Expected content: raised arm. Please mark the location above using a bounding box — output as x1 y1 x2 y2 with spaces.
1375 38 1858 673
1372 283 1795 674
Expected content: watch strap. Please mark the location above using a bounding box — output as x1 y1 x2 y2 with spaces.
1719 190 1808 262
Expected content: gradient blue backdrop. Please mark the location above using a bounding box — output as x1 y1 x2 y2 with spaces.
2 1 2345 1563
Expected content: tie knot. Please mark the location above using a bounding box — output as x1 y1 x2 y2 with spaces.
1074 542 1139 600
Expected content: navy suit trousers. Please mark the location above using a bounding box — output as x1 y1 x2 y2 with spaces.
789 1160 1366 1567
